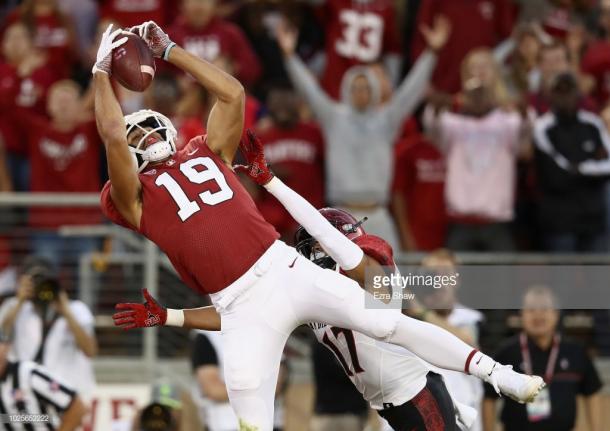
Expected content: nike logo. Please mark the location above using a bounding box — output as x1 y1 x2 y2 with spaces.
476 356 483 365
288 257 297 268
187 148 199 156
488 362 497 377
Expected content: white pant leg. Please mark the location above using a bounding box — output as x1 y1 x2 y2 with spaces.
286 256 475 372
211 242 298 431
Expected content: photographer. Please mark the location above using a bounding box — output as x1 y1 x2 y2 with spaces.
0 257 97 400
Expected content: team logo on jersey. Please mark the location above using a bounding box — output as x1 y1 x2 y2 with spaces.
40 134 88 171
143 169 157 176
166 159 176 166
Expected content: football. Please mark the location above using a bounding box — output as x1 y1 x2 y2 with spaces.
111 32 155 92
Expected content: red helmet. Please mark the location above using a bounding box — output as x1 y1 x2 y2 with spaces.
294 208 367 269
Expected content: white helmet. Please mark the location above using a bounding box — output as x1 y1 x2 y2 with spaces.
124 109 178 172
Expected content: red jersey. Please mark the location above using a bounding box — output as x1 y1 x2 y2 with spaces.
392 136 447 251
412 0 514 93
100 0 174 27
4 11 76 78
255 123 325 238
318 0 401 100
27 117 102 227
0 62 57 154
581 40 610 107
101 136 279 294
169 17 261 86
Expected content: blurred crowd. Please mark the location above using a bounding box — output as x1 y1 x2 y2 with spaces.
1 0 610 258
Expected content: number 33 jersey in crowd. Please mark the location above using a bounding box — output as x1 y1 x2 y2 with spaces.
309 235 430 410
100 136 279 294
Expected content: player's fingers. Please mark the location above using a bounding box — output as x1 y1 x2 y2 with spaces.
112 310 136 319
142 288 157 305
102 24 114 39
234 165 248 174
115 302 141 310
113 317 135 327
121 323 138 330
111 37 129 50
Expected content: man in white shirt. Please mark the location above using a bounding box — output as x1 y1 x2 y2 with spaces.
0 257 97 401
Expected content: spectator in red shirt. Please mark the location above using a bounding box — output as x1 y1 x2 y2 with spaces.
4 0 78 78
391 133 447 251
316 0 402 100
255 87 325 241
99 0 177 28
412 0 515 94
169 0 262 87
0 21 58 191
25 80 102 269
581 0 610 109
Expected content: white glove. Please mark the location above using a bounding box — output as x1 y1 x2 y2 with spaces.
92 24 128 75
130 21 176 60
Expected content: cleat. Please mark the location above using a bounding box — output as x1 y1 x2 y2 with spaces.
488 364 546 403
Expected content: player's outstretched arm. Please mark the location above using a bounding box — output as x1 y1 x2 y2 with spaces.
132 21 244 164
113 289 221 331
236 131 371 280
93 25 142 228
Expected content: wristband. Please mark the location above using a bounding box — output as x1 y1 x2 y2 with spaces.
163 42 177 61
166 308 184 327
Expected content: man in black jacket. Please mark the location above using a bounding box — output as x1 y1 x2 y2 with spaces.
533 72 610 252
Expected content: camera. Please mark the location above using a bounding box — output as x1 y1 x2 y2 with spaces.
31 274 60 304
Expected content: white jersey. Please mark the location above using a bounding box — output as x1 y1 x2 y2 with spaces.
308 310 429 410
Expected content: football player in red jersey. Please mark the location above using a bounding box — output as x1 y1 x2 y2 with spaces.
113 131 548 430
94 22 544 430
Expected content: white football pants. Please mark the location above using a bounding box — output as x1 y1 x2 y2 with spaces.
209 241 474 431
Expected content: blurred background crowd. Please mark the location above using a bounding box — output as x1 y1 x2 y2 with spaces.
0 0 610 430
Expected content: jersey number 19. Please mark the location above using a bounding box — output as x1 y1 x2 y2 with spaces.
155 157 234 221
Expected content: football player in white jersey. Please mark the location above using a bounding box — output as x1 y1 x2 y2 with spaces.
113 132 545 430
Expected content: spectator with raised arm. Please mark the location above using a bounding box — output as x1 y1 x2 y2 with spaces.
425 49 529 251
277 15 450 249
